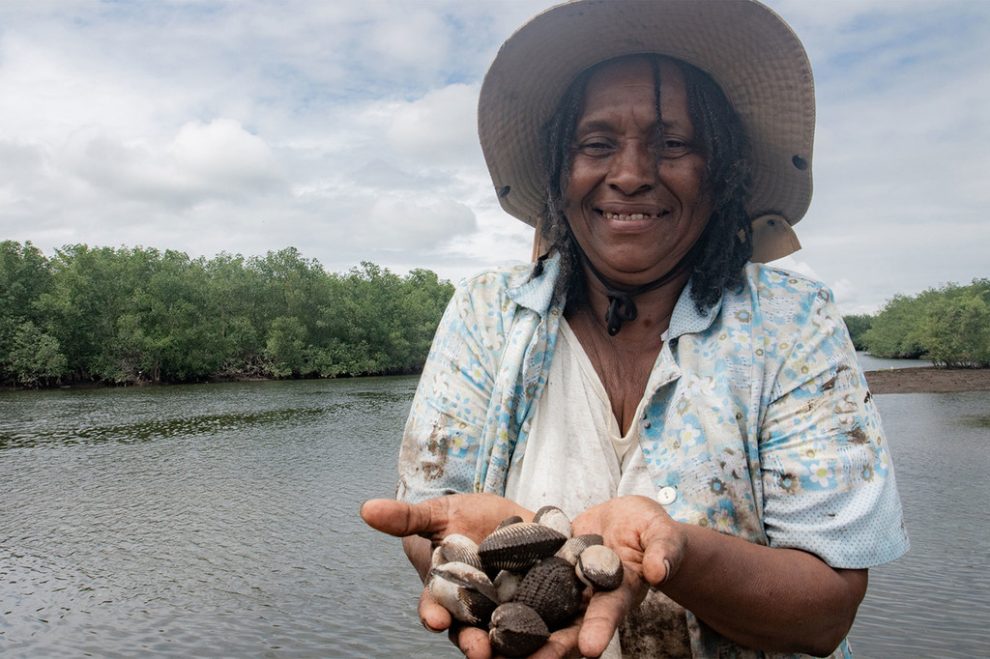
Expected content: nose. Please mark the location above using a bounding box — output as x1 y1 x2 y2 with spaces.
607 140 656 196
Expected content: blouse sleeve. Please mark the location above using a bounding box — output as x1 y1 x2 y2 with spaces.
758 284 910 568
395 273 504 503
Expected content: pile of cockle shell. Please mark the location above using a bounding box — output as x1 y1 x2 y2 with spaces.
427 505 623 657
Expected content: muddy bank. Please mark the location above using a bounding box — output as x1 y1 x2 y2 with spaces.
865 367 990 394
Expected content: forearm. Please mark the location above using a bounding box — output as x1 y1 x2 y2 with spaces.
663 523 866 656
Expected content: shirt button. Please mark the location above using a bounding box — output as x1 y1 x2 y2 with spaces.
657 486 677 505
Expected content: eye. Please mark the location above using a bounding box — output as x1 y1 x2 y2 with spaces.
576 138 615 157
659 137 693 158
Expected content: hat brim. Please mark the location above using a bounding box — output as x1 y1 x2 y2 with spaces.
478 0 815 262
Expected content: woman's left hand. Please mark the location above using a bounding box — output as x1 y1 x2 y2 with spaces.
557 495 687 658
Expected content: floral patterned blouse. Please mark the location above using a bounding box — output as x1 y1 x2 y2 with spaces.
396 254 908 657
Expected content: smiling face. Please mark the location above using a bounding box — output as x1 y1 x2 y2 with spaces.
562 56 712 286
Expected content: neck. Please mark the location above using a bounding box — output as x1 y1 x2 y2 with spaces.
578 268 688 343
571 237 702 337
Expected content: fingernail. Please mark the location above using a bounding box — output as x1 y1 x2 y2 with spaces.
662 558 672 583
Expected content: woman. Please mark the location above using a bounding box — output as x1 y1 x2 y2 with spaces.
362 1 908 657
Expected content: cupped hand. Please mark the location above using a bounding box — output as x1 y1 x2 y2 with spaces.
567 495 688 657
360 494 684 658
360 494 533 658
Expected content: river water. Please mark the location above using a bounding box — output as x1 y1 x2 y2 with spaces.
1 376 987 658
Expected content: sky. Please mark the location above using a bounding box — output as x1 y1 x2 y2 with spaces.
1 0 987 314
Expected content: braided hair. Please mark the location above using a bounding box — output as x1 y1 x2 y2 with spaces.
539 54 753 314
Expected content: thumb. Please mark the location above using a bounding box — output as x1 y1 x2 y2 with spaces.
360 497 448 538
642 546 673 587
638 519 682 587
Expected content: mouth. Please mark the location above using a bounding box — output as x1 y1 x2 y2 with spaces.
599 209 672 222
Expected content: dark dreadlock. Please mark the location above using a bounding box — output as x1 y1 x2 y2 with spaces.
539 54 753 315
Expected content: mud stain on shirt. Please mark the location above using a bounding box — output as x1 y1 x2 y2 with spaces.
422 423 449 481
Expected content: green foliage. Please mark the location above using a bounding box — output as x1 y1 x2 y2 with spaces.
6 321 68 387
914 287 990 367
842 314 873 351
265 316 309 377
0 241 56 380
862 295 927 358
0 241 453 387
861 279 990 366
4 239 985 384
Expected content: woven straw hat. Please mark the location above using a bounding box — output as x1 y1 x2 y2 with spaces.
478 0 814 262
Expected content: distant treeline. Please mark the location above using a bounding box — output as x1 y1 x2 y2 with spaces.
1 241 454 387
844 279 990 368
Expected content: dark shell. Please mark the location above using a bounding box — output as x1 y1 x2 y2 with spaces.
533 505 572 538
496 515 524 530
489 602 550 657
576 544 624 591
512 556 582 628
479 523 567 572
428 561 498 625
555 533 604 566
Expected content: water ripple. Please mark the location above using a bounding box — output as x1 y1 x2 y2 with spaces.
1 381 986 657
0 406 326 449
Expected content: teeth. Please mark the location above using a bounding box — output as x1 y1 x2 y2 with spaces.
603 211 660 221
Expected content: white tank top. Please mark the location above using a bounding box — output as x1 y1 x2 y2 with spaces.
505 317 658 517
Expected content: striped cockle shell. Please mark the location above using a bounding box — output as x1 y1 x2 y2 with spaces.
428 561 498 626
430 544 445 569
533 505 572 539
479 523 568 572
576 544 624 592
489 602 550 657
554 533 604 566
437 534 483 571
496 515 524 530
512 556 582 628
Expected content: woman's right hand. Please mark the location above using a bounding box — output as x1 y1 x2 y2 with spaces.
360 494 534 658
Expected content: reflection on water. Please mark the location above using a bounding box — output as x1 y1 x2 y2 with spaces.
0 406 326 449
1 379 987 657
855 351 932 371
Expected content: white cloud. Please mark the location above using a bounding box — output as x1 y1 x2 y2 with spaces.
362 196 477 251
386 83 482 169
170 119 282 191
58 119 283 207
366 9 451 75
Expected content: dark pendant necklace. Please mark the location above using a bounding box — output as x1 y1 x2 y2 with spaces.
573 239 704 336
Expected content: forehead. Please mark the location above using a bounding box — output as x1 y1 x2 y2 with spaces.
581 56 687 113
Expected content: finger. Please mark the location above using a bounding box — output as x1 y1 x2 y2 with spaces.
577 582 637 658
359 498 447 538
638 517 682 586
451 623 492 659
642 550 673 587
418 586 452 633
529 623 580 659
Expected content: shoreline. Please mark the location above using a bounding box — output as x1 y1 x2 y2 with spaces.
864 367 990 395
6 367 989 395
